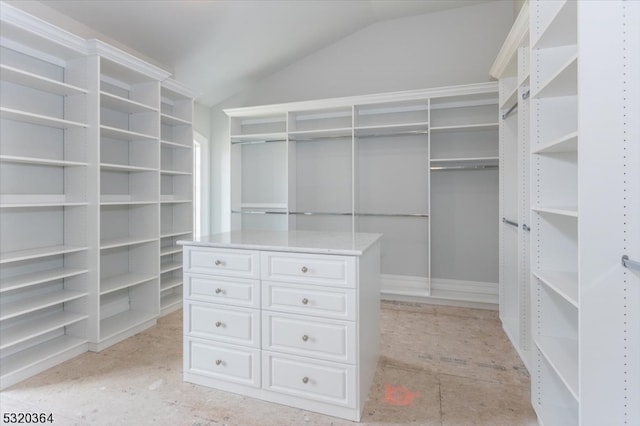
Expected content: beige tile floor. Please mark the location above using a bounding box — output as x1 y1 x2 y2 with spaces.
1 301 538 425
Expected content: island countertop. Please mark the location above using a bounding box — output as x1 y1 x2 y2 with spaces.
178 229 382 256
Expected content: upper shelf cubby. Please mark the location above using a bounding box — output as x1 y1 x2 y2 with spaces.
355 99 429 129
531 0 577 50
230 113 287 140
288 106 352 135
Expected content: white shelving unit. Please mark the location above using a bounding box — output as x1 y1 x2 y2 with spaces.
86 40 169 352
226 83 499 307
0 5 90 389
159 79 195 316
529 1 640 424
490 1 532 370
0 4 195 388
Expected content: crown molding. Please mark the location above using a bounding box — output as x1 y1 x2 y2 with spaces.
87 39 170 81
489 1 529 80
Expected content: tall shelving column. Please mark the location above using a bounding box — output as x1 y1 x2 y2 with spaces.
86 40 169 352
530 0 640 424
0 4 90 389
490 2 531 369
159 79 196 316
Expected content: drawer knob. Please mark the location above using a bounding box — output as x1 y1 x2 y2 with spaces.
215 288 222 294
215 321 222 328
214 259 222 266
302 298 309 305
301 266 308 273
302 377 309 384
302 335 309 342
215 359 222 366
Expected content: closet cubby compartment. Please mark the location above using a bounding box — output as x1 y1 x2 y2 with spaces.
230 113 286 142
531 0 576 50
531 151 577 214
161 145 192 174
430 127 498 163
531 96 576 149
100 204 158 248
0 252 87 294
161 85 192 124
532 47 576 99
161 120 192 147
534 279 578 399
533 346 579 426
100 132 158 171
430 94 498 129
354 100 429 129
161 203 193 237
288 107 352 136
100 169 158 204
161 174 192 202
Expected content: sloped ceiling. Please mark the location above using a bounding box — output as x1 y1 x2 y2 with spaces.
20 0 496 106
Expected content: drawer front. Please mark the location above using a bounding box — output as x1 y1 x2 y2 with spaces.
263 281 356 320
262 312 355 364
185 338 260 387
185 273 260 308
185 302 260 348
262 351 356 408
184 247 259 278
261 252 356 288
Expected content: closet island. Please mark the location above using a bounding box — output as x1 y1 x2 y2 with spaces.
179 230 381 421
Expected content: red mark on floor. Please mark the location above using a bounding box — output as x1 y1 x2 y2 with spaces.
384 384 421 406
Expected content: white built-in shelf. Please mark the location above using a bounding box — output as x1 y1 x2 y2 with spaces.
0 335 87 379
100 91 157 114
160 169 192 176
0 289 87 321
0 245 88 264
0 65 87 95
0 155 87 168
99 199 157 206
534 55 577 99
288 128 352 141
161 113 191 126
160 198 192 204
533 206 578 218
100 273 157 296
99 310 156 342
518 73 530 88
160 246 183 256
532 0 577 49
500 84 519 109
160 276 182 291
100 125 157 142
0 107 86 129
161 140 192 149
100 236 157 250
230 132 287 144
533 131 578 154
160 292 182 309
536 335 579 401
0 268 88 293
0 311 88 350
0 196 87 208
430 157 499 166
160 230 193 239
430 122 498 132
354 122 429 137
160 261 182 274
534 270 579 308
100 163 157 173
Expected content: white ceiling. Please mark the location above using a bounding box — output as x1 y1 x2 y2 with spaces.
37 0 496 106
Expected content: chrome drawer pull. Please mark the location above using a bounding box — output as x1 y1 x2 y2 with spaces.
215 321 222 328
215 359 222 366
215 288 222 294
302 377 309 384
302 335 309 342
214 259 222 266
302 298 309 305
301 266 308 273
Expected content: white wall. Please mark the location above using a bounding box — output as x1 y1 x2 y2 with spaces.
209 0 514 232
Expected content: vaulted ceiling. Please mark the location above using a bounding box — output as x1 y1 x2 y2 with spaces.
17 0 496 106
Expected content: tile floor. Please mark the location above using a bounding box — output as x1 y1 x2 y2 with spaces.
1 301 538 425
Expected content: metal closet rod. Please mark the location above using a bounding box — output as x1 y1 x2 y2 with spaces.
430 164 498 171
502 217 531 231
502 102 517 120
622 255 640 271
233 130 430 144
233 210 429 218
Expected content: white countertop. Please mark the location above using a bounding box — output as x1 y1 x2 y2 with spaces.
178 230 382 255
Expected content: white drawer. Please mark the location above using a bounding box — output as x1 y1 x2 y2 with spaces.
184 273 260 309
262 351 356 408
262 311 355 364
185 302 260 348
262 281 356 320
184 247 259 278
261 252 356 288
185 338 260 388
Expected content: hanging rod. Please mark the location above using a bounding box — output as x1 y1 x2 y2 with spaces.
357 212 429 218
622 255 640 271
502 102 518 120
522 90 530 100
356 130 429 139
289 211 352 216
231 209 287 215
430 164 498 171
231 139 286 145
502 217 518 228
289 134 352 142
